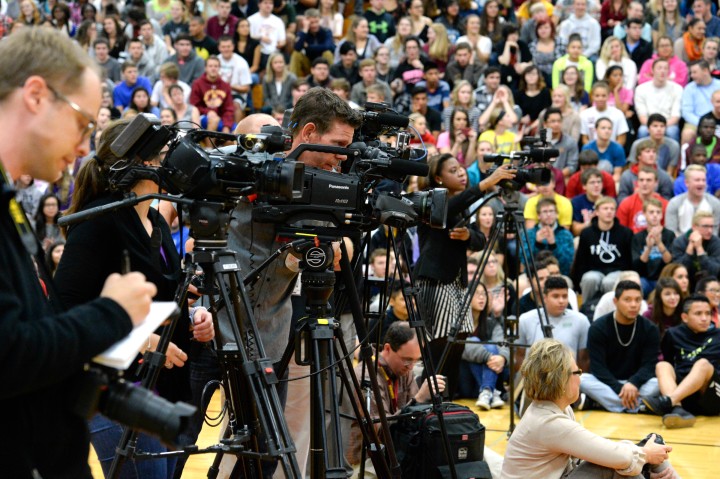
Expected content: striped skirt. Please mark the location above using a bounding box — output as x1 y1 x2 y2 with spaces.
416 276 474 340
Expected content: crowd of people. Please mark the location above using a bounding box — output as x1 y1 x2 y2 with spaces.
4 0 720 476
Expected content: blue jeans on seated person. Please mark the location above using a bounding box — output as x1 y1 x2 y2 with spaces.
89 413 176 479
457 341 509 398
579 374 659 413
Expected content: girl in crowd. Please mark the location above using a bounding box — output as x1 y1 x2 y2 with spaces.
415 155 515 394
596 35 638 90
644 277 683 336
44 239 65 278
457 14 491 65
502 339 674 477
234 18 261 81
147 0 173 25
604 65 634 119
475 204 504 262
336 16 381 62
168 83 200 127
652 0 685 44
442 80 481 132
18 0 45 26
51 2 76 36
459 282 508 409
702 36 720 75
516 64 552 136
436 0 462 43
479 105 519 154
55 120 213 479
33 193 63 251
529 19 566 86
101 16 126 59
438 108 478 167
383 16 412 69
676 17 706 63
319 0 343 41
129 87 160 116
600 0 629 40
638 35 688 85
547 84 582 141
496 24 532 90
373 46 395 84
552 35 594 93
46 168 74 210
478 85 521 132
76 19 97 54
408 112 437 146
262 52 297 112
561 66 590 110
160 107 178 126
407 0 432 40
479 0 505 44
423 23 453 74
657 263 691 298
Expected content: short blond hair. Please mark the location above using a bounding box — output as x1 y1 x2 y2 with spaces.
594 196 616 209
693 210 714 226
521 339 574 401
0 27 97 101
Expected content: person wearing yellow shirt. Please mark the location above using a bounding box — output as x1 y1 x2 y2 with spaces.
478 108 518 154
524 174 574 230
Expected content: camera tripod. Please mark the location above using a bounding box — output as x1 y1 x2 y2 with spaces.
436 189 553 435
273 227 404 479
355 214 464 479
104 198 301 479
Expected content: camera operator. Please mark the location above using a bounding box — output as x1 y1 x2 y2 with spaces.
415 153 515 396
0 28 158 478
212 90 362 478
53 119 214 479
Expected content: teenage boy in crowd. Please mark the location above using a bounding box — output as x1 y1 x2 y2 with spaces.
643 295 720 428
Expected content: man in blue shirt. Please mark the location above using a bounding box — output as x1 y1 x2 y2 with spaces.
112 61 153 110
416 62 450 112
681 60 720 145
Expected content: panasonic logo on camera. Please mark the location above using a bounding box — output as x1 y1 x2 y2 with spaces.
328 184 350 190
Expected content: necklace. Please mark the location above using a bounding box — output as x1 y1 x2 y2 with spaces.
613 315 637 347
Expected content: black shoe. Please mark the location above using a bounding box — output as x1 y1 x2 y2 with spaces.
636 432 665 447
641 395 673 416
662 406 696 429
576 393 599 411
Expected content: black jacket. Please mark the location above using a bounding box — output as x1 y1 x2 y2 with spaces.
0 182 132 477
414 187 485 285
625 38 653 71
54 194 191 402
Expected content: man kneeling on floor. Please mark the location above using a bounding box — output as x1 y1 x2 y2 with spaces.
643 294 720 428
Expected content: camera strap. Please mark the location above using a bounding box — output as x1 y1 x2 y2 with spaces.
0 160 38 257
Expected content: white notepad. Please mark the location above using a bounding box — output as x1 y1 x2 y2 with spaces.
93 302 180 370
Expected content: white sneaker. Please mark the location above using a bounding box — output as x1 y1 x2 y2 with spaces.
491 390 505 409
476 389 492 410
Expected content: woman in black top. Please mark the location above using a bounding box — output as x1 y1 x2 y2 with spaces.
54 120 213 479
234 18 261 78
515 64 552 136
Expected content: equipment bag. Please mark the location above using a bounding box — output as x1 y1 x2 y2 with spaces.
390 402 490 479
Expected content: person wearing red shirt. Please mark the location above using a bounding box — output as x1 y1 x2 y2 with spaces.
566 149 617 198
190 55 235 132
617 166 669 232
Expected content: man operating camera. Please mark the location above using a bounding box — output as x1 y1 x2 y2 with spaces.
0 28 157 478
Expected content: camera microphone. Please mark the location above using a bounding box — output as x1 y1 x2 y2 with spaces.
386 157 429 177
363 110 410 129
484 148 559 164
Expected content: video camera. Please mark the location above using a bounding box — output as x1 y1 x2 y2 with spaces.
483 129 558 189
107 110 447 232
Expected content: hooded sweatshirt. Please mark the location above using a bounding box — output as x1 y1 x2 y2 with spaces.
572 216 633 285
190 72 235 127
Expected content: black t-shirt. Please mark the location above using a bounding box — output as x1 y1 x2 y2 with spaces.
661 324 720 381
422 107 443 133
193 35 219 59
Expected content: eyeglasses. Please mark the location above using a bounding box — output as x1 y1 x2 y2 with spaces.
698 224 715 229
47 84 96 140
571 369 583 376
705 289 720 294
401 358 420 367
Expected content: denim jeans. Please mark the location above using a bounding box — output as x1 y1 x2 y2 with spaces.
89 413 175 479
457 342 509 398
579 374 659 413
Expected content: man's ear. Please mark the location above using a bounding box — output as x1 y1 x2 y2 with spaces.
300 122 317 143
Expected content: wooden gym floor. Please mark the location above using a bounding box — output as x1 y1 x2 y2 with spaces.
89 392 720 478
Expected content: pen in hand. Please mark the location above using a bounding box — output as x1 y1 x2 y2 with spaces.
121 249 131 275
